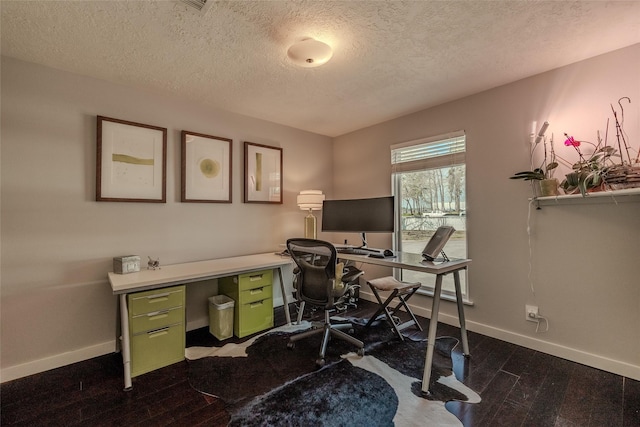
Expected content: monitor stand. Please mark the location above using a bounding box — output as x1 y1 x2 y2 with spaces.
357 232 380 253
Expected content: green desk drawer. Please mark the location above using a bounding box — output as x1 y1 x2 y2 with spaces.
219 269 274 338
130 323 185 378
237 270 273 291
238 283 273 305
130 306 184 335
235 298 274 338
128 286 185 316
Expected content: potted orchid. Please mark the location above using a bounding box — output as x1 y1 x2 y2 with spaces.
510 134 560 197
559 134 616 196
561 97 640 196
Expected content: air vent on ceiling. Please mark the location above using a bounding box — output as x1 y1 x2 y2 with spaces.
180 0 213 14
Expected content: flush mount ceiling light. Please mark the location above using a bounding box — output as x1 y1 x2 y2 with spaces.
180 0 213 14
287 38 333 68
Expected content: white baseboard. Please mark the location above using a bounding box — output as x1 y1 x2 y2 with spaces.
187 318 209 331
1 341 116 383
465 320 640 381
6 294 637 383
358 292 640 381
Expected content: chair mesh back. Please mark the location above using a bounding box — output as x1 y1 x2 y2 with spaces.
286 239 337 307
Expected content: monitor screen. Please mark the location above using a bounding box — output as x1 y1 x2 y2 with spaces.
321 196 395 234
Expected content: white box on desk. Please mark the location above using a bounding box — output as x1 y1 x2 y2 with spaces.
113 255 141 274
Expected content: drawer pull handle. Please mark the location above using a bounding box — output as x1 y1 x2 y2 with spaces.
249 274 263 281
147 311 170 321
147 327 170 337
146 293 170 303
250 287 264 295
250 301 264 308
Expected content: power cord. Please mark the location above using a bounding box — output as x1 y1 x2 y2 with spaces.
525 122 553 333
533 314 550 333
527 198 536 296
527 194 551 333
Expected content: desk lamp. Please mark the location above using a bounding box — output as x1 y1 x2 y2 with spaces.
297 190 325 239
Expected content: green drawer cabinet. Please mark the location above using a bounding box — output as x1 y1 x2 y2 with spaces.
219 270 273 338
127 285 185 377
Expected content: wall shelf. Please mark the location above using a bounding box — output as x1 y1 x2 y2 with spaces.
532 187 640 206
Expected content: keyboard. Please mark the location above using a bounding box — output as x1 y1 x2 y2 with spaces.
336 248 370 255
337 248 378 256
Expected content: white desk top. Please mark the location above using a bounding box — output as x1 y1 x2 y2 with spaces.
108 252 293 294
336 250 470 274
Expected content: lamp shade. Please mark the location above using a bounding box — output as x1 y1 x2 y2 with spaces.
297 190 325 210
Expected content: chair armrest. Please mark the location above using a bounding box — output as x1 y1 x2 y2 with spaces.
342 265 364 283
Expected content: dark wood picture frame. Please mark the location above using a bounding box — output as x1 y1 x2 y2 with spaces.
96 116 167 203
181 131 233 203
243 141 283 204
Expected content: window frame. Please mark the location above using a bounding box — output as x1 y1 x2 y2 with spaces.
390 131 471 303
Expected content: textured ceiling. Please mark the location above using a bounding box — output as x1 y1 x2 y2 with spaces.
2 1 639 137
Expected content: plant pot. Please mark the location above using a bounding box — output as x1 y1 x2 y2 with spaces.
604 164 640 190
587 183 607 193
539 178 559 196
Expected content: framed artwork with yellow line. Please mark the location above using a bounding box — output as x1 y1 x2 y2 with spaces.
97 116 167 203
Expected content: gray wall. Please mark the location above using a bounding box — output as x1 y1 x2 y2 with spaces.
1 56 333 380
2 44 639 382
332 44 640 380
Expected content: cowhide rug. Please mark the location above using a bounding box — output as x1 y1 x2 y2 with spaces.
186 318 480 426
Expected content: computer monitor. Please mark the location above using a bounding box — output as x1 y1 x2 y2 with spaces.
321 196 395 248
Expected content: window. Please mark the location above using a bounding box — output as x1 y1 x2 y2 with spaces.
391 131 469 301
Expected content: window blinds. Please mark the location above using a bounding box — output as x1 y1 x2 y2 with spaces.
391 131 465 173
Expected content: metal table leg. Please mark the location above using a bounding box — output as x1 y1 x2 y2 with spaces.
277 266 292 325
119 293 132 391
421 274 443 394
453 269 470 356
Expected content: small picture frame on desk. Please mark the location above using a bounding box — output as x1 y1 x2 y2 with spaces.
244 141 283 204
181 131 232 203
96 116 167 203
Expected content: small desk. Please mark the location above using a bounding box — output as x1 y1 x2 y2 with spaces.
336 250 470 394
108 252 293 390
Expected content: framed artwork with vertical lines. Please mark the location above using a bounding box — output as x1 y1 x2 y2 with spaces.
243 141 282 204
96 116 167 203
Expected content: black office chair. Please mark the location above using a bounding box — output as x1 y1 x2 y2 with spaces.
286 238 365 367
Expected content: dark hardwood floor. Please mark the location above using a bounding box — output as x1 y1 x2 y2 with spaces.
2 300 639 426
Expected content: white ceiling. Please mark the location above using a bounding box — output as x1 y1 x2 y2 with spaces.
2 1 639 137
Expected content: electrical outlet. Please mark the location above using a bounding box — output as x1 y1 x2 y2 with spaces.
525 305 539 322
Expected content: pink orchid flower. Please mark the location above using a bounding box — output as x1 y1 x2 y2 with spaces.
564 135 580 147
